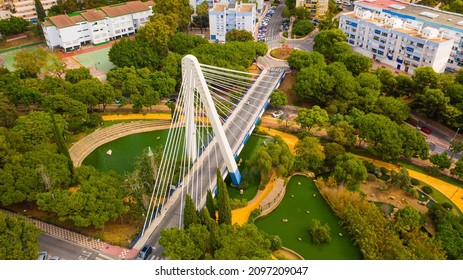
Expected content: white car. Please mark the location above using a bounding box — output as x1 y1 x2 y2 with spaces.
272 110 284 118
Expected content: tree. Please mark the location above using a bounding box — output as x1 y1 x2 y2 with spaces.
36 166 129 228
137 14 177 51
412 66 439 91
374 96 410 123
183 194 199 229
296 106 329 131
357 113 404 161
292 7 311 20
108 38 160 69
13 48 49 77
324 142 346 169
293 65 335 103
206 189 216 221
413 88 452 120
399 124 429 160
226 29 254 42
0 16 31 36
333 153 367 191
196 1 210 34
287 50 326 71
168 32 208 55
294 136 325 171
34 0 46 22
12 111 67 146
216 170 231 225
0 213 41 260
152 0 193 31
390 168 411 189
65 67 92 84
394 206 424 232
313 29 347 62
270 90 288 108
451 157 463 179
327 121 357 148
42 94 88 131
50 112 74 178
310 219 331 245
0 99 19 128
44 52 66 78
340 53 372 76
429 152 451 170
291 20 315 37
357 72 382 91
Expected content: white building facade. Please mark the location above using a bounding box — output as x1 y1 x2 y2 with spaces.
42 1 153 51
339 0 463 73
209 1 256 42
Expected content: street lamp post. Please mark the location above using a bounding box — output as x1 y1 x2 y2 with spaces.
452 127 460 142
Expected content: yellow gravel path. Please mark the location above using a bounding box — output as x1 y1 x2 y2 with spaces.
232 173 278 225
264 128 298 153
102 113 172 121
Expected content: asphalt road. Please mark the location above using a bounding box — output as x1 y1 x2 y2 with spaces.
265 6 283 42
140 69 284 259
38 234 115 260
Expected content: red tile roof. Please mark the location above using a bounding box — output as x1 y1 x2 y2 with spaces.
101 1 151 17
81 9 107 22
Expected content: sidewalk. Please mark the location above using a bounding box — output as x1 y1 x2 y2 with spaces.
0 209 138 259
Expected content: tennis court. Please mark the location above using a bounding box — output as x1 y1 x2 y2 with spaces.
0 45 43 71
73 47 115 73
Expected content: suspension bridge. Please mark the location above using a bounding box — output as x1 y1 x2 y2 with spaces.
133 55 287 250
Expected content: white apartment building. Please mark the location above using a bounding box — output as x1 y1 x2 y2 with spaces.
209 1 256 42
41 1 153 51
339 0 463 73
296 0 329 19
191 0 263 15
0 0 58 23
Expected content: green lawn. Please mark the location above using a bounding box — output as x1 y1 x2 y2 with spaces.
255 175 362 260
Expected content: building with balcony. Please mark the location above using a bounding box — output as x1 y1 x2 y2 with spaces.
209 1 256 42
296 0 329 19
339 0 463 73
1 0 58 23
41 1 153 51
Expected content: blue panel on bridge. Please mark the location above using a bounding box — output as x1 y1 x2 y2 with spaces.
229 170 242 186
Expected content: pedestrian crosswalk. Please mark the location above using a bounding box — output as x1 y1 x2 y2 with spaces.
148 255 164 260
265 35 280 42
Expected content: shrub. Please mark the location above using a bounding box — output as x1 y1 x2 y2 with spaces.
248 208 262 223
422 185 433 195
441 202 453 210
380 167 388 175
229 198 248 209
411 178 420 186
363 161 376 173
270 235 283 251
309 219 331 245
408 188 419 199
366 173 377 182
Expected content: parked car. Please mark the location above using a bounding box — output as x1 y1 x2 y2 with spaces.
136 245 153 260
50 256 60 260
272 110 284 118
421 127 432 134
37 251 48 260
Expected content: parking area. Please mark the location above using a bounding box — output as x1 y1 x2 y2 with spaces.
257 6 281 42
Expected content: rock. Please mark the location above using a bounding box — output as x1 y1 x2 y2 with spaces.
306 210 310 214
291 195 294 198
338 233 343 237
298 237 302 241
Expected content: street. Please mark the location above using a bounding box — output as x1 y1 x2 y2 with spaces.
38 234 116 260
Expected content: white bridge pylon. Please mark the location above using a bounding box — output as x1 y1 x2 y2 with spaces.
182 55 242 184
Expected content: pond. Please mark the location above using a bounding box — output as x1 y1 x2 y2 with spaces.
255 175 363 260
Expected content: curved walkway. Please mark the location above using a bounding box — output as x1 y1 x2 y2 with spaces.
262 125 463 213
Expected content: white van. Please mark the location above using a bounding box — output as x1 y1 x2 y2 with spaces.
343 1 352 6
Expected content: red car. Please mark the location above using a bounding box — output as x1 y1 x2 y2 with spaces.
421 127 432 134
